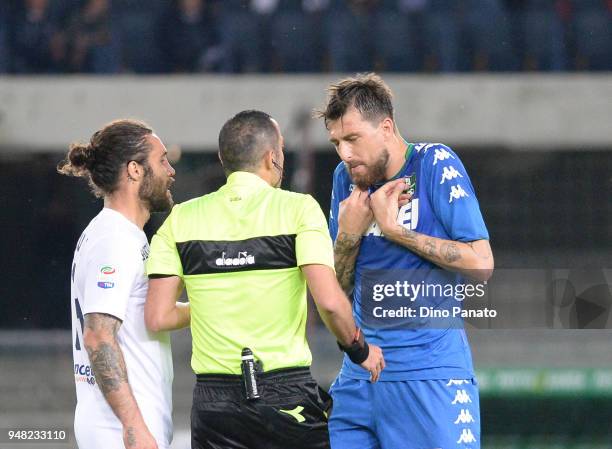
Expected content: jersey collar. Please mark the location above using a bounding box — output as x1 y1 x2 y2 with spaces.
225 171 272 189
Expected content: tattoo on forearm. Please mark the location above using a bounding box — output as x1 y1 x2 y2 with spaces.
335 232 361 254
441 242 461 263
334 232 361 294
87 342 128 395
84 314 128 396
423 239 437 257
400 227 419 244
126 427 136 447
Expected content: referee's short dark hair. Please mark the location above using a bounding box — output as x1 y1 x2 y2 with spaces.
218 110 280 174
314 72 394 129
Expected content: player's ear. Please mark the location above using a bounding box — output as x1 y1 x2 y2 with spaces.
217 151 224 167
126 160 142 182
381 117 394 139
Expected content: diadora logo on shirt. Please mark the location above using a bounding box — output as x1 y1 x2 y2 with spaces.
215 251 255 267
440 166 463 184
449 185 469 204
74 363 96 386
454 409 475 424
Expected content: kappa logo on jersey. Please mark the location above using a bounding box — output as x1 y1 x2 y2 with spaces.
457 428 477 444
454 409 476 424
433 148 455 165
215 251 255 267
440 166 463 184
451 389 472 404
446 379 469 387
449 185 469 203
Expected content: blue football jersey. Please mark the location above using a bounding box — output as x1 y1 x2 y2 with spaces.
329 143 490 381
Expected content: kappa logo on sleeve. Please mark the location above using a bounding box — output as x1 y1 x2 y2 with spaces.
433 148 455 165
449 185 469 203
97 265 116 289
440 166 463 184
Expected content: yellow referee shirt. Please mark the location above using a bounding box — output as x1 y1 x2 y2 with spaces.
147 171 334 375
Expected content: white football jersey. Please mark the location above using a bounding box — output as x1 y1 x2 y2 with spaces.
70 208 173 447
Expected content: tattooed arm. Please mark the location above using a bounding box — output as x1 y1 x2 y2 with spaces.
83 313 158 449
385 229 493 282
333 186 373 296
334 232 362 295
370 179 494 282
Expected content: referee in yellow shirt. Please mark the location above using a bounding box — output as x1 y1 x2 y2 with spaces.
144 110 384 449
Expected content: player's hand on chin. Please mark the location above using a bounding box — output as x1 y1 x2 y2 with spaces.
338 185 374 236
360 344 385 383
123 423 159 449
369 179 411 235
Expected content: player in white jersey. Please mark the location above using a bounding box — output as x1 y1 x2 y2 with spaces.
58 119 190 449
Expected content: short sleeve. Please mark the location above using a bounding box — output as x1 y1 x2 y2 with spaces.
423 145 489 242
295 195 335 269
82 237 142 321
147 209 183 277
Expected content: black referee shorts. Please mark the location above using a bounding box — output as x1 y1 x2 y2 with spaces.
191 367 332 449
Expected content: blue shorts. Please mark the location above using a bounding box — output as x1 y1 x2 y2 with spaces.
329 374 480 449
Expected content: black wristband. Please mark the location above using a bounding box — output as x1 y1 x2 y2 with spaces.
338 328 370 365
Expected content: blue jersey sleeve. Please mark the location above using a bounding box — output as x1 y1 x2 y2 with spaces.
329 162 347 243
423 145 489 242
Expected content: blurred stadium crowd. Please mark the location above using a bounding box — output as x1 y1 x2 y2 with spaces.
0 0 610 75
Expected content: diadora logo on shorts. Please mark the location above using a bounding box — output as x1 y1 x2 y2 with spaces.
279 406 306 423
215 251 255 267
74 363 96 386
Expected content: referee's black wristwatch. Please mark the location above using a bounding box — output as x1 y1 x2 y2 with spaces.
338 327 370 364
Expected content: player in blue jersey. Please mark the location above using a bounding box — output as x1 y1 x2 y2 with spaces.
315 73 494 449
